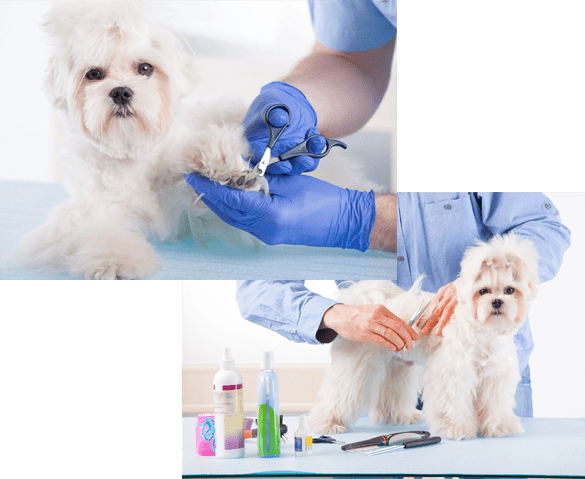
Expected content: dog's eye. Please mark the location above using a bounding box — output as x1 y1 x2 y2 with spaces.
504 287 515 294
85 68 105 81
479 288 490 295
137 63 154 77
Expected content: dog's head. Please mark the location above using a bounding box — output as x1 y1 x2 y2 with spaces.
43 2 198 156
457 234 539 334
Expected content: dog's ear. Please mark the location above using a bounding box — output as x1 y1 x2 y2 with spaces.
41 7 69 109
505 236 540 301
43 55 67 109
152 28 199 99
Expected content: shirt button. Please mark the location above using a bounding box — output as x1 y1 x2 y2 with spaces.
397 256 404 261
444 204 452 210
545 203 551 209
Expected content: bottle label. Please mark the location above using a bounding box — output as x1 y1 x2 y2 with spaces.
213 384 242 416
214 384 244 451
295 436 312 453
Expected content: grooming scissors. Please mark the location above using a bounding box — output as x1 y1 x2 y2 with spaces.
254 103 347 176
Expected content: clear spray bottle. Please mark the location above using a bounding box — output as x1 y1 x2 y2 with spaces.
213 348 245 458
257 351 280 457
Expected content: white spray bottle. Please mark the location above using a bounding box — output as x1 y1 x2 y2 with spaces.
213 348 245 458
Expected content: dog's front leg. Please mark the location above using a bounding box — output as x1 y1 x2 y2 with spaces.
422 345 479 440
168 123 267 194
475 353 524 438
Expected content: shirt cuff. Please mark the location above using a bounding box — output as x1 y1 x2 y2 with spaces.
297 295 340 344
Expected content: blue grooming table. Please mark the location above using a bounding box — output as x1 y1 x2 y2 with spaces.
0 180 397 280
182 415 585 477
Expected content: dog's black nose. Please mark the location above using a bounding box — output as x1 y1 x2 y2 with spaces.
109 86 133 105
492 299 504 309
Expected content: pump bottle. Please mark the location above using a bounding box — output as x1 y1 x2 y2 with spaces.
213 348 245 458
257 351 280 457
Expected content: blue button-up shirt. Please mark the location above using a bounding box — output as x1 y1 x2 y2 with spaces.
309 0 397 53
236 193 571 374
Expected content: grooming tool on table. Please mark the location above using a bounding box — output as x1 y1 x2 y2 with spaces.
342 430 430 453
399 299 431 352
312 435 345 444
254 103 347 176
245 415 288 442
366 436 441 455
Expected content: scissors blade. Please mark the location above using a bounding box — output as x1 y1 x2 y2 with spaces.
255 147 273 177
408 300 431 327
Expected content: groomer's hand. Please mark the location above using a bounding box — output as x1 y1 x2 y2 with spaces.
321 303 419 351
416 282 458 336
184 173 376 251
242 81 326 175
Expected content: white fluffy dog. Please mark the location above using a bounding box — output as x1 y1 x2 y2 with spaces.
14 2 378 279
309 234 539 440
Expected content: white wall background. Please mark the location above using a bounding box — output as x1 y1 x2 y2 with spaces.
183 192 585 418
0 1 395 183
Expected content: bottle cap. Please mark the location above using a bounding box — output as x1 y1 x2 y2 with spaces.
260 351 274 370
220 348 235 370
297 414 310 431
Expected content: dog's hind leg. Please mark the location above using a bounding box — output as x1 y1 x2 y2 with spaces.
308 338 383 434
370 359 422 425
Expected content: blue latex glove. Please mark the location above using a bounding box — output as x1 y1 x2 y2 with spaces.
243 81 326 175
184 173 376 251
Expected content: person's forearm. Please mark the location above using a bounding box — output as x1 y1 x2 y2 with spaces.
282 39 395 138
369 193 397 252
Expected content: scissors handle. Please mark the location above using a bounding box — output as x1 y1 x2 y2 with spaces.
279 135 347 161
264 104 291 149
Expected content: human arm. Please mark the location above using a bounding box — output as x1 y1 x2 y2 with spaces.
283 38 395 139
236 280 339 344
236 281 417 350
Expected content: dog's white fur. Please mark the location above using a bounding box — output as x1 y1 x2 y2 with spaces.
309 234 539 440
13 2 380 279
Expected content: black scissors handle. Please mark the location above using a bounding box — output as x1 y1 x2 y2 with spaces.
279 135 347 161
264 104 291 149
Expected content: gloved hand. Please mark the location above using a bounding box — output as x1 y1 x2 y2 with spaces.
242 81 326 175
184 173 376 251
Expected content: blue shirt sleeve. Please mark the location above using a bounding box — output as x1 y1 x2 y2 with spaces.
308 0 397 53
236 280 339 344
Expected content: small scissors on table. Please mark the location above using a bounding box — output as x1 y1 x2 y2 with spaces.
254 103 347 176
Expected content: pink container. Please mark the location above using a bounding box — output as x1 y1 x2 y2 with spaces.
196 414 216 456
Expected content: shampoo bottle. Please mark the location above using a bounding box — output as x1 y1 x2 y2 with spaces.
257 351 280 457
213 348 245 458
294 415 313 456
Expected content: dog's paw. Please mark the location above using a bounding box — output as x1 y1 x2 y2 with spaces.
392 410 423 425
71 232 161 280
225 169 267 193
440 423 478 440
308 413 349 435
480 417 524 438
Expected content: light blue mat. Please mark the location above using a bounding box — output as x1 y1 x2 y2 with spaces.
0 180 397 280
183 415 585 477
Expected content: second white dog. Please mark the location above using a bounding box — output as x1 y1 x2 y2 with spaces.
309 234 539 440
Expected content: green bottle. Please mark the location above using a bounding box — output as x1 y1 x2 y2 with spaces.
257 351 280 457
